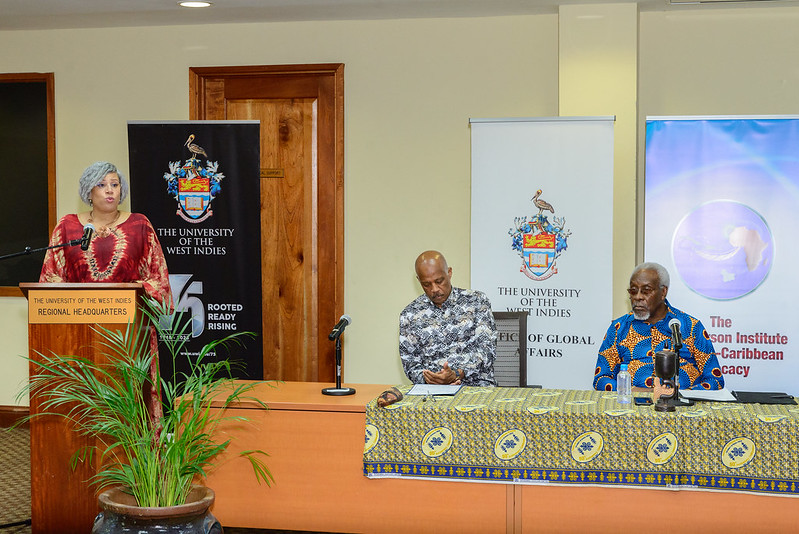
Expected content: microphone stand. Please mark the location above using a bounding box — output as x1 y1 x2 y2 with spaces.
0 238 83 262
668 331 693 408
322 334 356 396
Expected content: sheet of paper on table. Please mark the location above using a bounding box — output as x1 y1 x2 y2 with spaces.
407 384 463 396
680 388 737 402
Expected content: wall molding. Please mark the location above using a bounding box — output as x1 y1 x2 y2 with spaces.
0 405 29 428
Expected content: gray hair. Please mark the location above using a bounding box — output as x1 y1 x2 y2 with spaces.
78 162 129 205
632 262 670 288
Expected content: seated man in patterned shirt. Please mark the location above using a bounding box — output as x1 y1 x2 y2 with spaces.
593 261 725 392
399 250 497 386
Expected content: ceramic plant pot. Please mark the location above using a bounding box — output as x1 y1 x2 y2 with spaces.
92 485 222 534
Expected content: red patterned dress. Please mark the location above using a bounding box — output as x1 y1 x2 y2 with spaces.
40 212 171 303
40 212 172 432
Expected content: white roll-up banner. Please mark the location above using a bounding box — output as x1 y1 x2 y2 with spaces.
471 117 615 390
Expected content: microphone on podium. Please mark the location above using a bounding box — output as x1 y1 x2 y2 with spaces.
322 314 356 396
80 223 95 251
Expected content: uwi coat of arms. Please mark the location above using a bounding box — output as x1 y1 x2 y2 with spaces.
509 189 571 280
163 134 225 224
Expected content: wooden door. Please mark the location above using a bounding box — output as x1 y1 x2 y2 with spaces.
189 64 344 382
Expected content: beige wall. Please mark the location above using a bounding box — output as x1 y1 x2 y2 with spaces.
0 16 558 404
639 8 799 116
2 6 799 405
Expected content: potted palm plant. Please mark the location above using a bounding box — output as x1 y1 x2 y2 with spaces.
20 296 273 533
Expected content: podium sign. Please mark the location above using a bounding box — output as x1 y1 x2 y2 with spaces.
26 288 137 324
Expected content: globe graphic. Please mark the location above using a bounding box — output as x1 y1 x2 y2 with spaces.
672 200 773 300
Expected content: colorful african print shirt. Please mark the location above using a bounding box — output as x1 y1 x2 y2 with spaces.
593 299 724 391
399 287 497 387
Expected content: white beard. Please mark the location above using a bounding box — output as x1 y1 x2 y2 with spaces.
633 310 650 321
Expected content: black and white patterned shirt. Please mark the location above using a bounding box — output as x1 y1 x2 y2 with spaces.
399 287 497 386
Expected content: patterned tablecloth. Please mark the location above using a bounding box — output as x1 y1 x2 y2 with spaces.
363 387 799 496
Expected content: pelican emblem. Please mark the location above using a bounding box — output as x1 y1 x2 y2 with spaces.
532 189 554 216
184 134 208 161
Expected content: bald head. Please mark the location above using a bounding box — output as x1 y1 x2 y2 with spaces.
415 250 448 274
415 250 453 307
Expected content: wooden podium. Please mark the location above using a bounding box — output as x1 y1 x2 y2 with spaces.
20 282 143 534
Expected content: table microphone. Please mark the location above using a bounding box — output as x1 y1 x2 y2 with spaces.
323 313 355 396
669 317 682 352
328 314 351 340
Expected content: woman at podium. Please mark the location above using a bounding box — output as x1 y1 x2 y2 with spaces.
38 161 172 427
39 161 171 305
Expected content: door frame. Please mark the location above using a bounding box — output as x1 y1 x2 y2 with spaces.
188 64 344 381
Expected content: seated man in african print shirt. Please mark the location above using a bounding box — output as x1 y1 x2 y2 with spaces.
399 250 497 387
593 262 724 391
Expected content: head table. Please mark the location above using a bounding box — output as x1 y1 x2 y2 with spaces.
364 386 799 497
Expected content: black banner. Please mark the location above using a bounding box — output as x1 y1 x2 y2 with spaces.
128 121 262 379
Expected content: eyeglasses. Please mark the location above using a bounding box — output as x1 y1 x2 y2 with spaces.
627 286 661 297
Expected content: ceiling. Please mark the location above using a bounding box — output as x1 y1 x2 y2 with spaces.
1 0 791 31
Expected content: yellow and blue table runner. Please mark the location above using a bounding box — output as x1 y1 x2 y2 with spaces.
363 387 799 496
